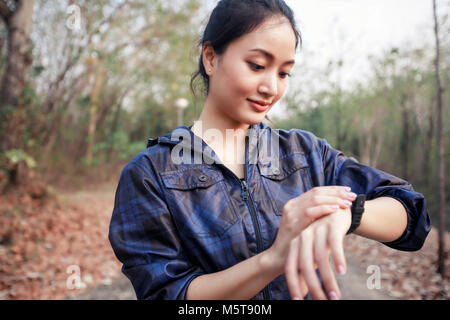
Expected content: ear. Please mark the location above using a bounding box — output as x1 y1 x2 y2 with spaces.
202 43 216 76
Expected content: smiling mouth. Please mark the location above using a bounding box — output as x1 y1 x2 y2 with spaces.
247 99 270 112
247 99 270 106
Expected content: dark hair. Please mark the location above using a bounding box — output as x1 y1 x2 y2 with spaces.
190 0 302 98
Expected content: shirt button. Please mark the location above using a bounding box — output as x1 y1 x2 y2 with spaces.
272 168 280 175
198 174 207 182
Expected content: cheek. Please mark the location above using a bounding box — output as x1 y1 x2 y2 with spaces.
274 82 287 102
222 61 256 97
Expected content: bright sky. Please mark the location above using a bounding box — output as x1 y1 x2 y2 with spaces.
285 0 438 86
281 0 444 117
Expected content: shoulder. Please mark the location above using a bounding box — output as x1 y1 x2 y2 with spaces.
118 151 154 186
277 127 323 147
259 122 325 156
119 127 190 184
119 143 170 182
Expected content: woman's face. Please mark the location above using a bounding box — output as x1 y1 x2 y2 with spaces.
205 16 296 126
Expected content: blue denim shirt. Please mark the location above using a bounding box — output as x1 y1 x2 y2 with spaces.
108 122 431 300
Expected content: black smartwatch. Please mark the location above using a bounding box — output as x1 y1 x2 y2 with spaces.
346 194 366 235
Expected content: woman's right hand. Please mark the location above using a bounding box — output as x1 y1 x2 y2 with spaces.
265 186 357 273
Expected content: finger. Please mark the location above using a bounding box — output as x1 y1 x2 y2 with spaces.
314 226 341 300
309 195 354 210
298 231 327 300
298 272 309 299
303 204 340 221
285 237 304 300
289 270 309 299
329 228 347 277
309 186 357 202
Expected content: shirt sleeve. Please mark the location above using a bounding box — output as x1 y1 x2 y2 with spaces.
108 157 204 299
319 138 431 251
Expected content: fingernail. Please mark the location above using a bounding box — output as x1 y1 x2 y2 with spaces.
344 186 351 192
344 200 352 207
348 192 357 199
328 291 339 300
292 296 300 300
337 265 346 275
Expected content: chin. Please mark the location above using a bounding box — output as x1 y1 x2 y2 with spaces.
243 114 266 126
250 117 265 125
229 105 270 126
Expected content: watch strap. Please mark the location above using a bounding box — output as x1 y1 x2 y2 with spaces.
346 194 366 235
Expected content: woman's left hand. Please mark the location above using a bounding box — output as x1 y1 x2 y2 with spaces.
285 207 352 300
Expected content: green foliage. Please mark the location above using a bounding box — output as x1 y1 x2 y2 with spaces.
3 149 37 169
20 83 38 107
77 95 91 109
32 64 45 77
0 104 15 124
92 131 146 163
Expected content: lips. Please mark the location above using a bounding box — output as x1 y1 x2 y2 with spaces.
247 99 270 106
247 99 271 112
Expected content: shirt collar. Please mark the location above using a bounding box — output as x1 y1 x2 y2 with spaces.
146 121 272 165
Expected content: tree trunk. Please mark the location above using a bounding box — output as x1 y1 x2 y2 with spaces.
372 133 383 168
422 109 434 189
0 0 36 152
400 94 409 181
41 76 85 158
433 0 447 278
106 101 123 162
0 30 5 61
85 63 106 166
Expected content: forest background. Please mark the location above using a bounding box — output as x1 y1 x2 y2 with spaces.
0 0 448 299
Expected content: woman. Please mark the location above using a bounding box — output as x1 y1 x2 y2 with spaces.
108 0 431 300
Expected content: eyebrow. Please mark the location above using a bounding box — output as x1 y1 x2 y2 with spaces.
249 48 295 65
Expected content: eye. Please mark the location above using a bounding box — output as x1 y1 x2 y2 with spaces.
248 62 264 71
279 72 292 79
248 62 292 78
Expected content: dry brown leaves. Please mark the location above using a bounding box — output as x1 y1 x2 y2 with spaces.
1 181 448 300
0 184 122 300
344 227 450 300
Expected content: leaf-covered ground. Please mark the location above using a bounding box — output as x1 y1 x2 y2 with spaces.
0 183 122 300
0 182 448 300
344 228 449 300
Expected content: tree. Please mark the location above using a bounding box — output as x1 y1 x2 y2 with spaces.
0 0 36 185
432 0 446 278
0 0 36 144
85 55 106 166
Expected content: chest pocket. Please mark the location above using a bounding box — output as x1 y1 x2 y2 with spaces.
258 152 312 216
160 166 239 238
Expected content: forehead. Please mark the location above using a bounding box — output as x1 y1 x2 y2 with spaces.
227 16 297 61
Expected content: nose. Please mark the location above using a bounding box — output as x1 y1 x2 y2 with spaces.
258 72 278 97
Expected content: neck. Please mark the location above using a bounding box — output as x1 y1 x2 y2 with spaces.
191 98 251 167
192 98 250 143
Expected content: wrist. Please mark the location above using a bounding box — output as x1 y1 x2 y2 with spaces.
341 205 352 223
259 247 284 277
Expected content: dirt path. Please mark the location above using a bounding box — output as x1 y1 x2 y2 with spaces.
65 272 136 300
337 255 396 300
60 182 135 300
3 179 443 300
61 183 395 300
66 255 394 300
